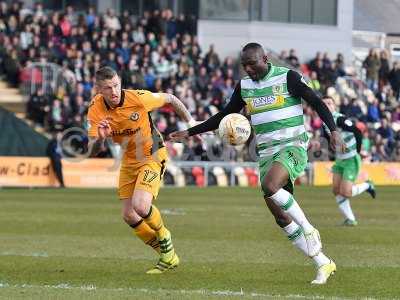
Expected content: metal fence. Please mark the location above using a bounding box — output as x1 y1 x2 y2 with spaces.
166 161 313 187
20 62 70 97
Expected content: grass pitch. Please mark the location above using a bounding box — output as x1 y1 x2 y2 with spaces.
0 186 399 299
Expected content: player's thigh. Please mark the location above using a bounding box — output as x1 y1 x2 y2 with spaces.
331 161 344 180
332 173 342 195
341 156 360 183
261 146 307 195
263 162 290 194
132 160 166 213
118 165 139 200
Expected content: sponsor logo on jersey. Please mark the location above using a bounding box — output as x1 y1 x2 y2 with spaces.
111 127 141 136
252 95 278 108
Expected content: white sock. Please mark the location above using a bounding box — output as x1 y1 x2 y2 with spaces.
270 189 314 234
312 252 331 267
336 195 356 221
352 182 370 197
283 221 309 256
283 221 330 267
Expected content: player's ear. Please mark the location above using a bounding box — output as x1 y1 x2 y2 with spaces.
263 55 268 64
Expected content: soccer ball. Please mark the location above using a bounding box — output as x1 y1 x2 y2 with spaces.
218 113 251 145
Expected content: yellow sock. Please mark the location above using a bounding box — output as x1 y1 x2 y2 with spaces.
131 219 160 253
144 205 168 239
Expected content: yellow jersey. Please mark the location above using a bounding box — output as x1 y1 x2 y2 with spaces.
87 89 166 164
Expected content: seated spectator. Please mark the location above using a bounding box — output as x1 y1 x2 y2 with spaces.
348 98 364 120
103 8 121 31
278 50 288 62
367 99 381 123
287 49 300 68
377 118 394 143
308 71 321 92
392 106 400 123
334 53 346 77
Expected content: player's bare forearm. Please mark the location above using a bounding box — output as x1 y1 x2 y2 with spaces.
163 93 192 123
89 138 106 157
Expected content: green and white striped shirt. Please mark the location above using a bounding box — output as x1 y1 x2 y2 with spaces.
328 111 358 160
241 63 309 158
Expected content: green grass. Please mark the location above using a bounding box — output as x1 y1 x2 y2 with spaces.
0 186 399 299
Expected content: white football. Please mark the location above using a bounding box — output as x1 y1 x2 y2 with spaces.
218 113 251 145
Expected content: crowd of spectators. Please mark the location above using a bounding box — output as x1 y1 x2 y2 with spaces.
296 47 400 163
1 2 400 162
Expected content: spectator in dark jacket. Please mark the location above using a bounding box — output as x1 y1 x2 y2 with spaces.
46 132 65 188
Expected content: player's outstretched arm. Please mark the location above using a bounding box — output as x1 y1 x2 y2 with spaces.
163 93 197 126
168 83 246 142
287 70 343 152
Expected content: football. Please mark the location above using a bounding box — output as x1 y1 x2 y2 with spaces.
218 113 251 145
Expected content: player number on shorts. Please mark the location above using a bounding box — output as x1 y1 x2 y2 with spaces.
143 170 158 183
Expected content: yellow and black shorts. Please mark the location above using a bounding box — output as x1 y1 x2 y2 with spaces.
118 148 168 200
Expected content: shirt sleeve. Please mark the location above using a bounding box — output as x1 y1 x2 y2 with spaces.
337 116 363 153
137 90 166 112
287 70 336 132
87 103 100 138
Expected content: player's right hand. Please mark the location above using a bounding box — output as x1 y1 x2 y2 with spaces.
98 119 112 140
330 130 345 153
168 130 189 142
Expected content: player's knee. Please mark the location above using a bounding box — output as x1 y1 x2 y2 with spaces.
333 187 340 196
132 198 151 217
340 187 352 198
262 180 281 197
121 208 136 224
275 215 291 227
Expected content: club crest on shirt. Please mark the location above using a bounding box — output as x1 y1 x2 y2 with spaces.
129 112 139 121
272 84 284 95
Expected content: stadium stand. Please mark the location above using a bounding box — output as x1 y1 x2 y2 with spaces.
1 2 400 186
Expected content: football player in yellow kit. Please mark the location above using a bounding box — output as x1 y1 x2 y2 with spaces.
87 66 196 274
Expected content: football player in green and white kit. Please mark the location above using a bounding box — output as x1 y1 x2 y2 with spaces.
322 97 376 226
170 43 342 284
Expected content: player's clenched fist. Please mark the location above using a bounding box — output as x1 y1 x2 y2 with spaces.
98 119 112 140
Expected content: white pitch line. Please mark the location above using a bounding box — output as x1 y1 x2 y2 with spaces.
161 208 186 215
0 282 386 300
0 251 48 257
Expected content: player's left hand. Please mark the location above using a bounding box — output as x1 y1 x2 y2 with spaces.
168 130 189 142
330 130 345 153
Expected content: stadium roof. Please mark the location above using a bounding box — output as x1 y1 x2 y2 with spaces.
354 0 400 33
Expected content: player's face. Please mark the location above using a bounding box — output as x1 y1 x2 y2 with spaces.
322 98 335 112
97 74 121 107
241 49 268 81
